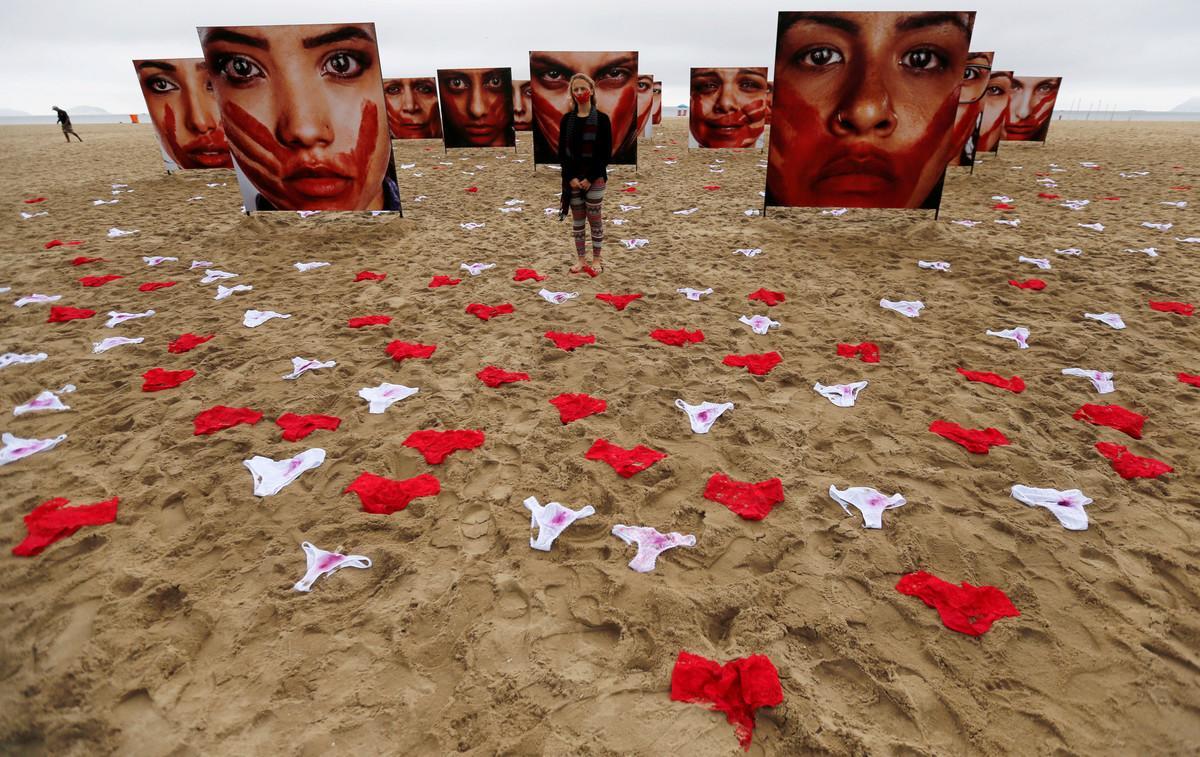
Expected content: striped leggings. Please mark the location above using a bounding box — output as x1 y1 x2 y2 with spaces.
569 179 605 257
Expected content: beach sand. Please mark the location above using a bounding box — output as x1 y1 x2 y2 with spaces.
0 118 1197 755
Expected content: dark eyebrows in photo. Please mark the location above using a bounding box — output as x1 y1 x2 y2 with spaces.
302 25 375 50
202 28 270 50
136 60 177 72
894 11 972 36
530 53 572 72
780 12 861 36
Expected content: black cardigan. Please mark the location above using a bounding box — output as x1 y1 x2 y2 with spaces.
557 110 612 183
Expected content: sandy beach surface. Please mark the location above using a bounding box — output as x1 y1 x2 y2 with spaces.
1 118 1197 756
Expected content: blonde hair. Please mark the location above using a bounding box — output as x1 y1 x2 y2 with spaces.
568 73 597 116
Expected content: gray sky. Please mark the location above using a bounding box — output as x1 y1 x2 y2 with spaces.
6 0 1198 114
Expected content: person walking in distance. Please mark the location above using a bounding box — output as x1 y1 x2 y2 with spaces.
52 106 82 142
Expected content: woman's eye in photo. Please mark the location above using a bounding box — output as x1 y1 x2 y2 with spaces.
147 76 179 94
416 83 435 94
692 82 718 94
901 48 944 71
796 46 843 67
219 55 263 83
597 67 631 85
739 78 767 91
485 75 503 89
322 51 366 79
1037 82 1058 93
963 67 981 82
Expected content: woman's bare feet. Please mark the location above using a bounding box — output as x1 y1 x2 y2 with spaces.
570 257 587 274
591 256 604 273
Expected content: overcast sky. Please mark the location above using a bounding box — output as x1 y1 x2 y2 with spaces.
6 0 1198 114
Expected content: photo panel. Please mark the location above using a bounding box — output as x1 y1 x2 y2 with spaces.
978 70 1013 154
513 79 532 131
652 80 663 125
948 51 994 166
638 73 654 138
766 11 977 210
132 57 233 172
529 51 639 165
383 77 443 139
197 22 401 213
1003 76 1062 142
436 67 516 148
688 67 770 149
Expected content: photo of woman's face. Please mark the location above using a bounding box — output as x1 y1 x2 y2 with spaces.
948 51 993 166
198 23 395 211
529 51 639 162
689 67 770 149
133 58 233 170
1004 75 1061 142
636 74 654 137
977 70 1013 153
383 77 442 139
766 11 975 209
437 68 515 148
652 81 663 124
512 79 532 131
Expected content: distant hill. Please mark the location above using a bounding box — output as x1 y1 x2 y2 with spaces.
1171 97 1200 112
69 106 110 114
0 107 31 116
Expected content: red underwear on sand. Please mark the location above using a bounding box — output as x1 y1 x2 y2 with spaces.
1073 403 1145 439
355 270 387 282
47 306 96 323
1008 279 1046 290
595 293 643 310
71 256 104 265
1149 301 1194 316
386 340 437 361
836 342 879 363
747 288 785 306
1179 372 1200 387
139 281 177 292
79 274 122 287
1095 442 1172 479
723 352 782 376
142 368 195 391
466 303 514 320
957 368 1025 393
650 328 704 346
403 429 486 464
193 405 263 436
344 472 440 514
12 497 119 557
348 315 392 328
545 331 595 351
477 366 530 387
703 473 784 521
929 420 1010 454
169 333 214 354
276 413 341 442
428 275 461 288
513 268 546 282
549 393 607 424
585 439 666 478
670 650 783 750
896 570 1020 636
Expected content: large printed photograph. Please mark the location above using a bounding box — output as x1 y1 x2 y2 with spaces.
436 67 516 148
766 11 977 210
637 73 654 138
1004 75 1062 142
512 79 532 131
132 57 233 172
688 67 771 149
383 77 442 140
529 51 639 165
978 69 1013 154
947 51 993 166
197 22 401 213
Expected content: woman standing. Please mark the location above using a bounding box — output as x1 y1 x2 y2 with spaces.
557 74 611 274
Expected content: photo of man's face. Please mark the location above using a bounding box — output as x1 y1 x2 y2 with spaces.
437 68 516 148
766 11 976 210
383 77 442 140
948 51 993 166
1004 75 1062 142
652 81 663 125
512 79 532 131
978 70 1013 154
197 23 400 212
636 74 654 138
689 67 770 149
529 51 639 165
133 58 233 171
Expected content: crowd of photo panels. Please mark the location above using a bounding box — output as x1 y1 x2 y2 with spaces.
129 12 1061 214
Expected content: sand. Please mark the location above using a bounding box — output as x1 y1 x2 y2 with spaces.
1 118 1198 756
